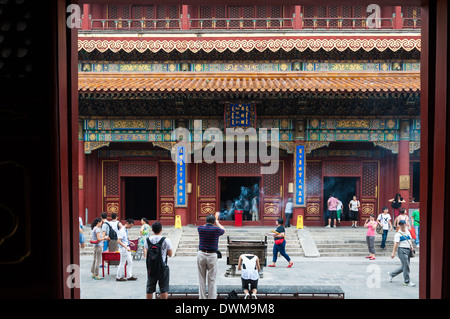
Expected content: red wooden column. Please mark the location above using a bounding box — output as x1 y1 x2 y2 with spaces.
397 119 410 214
78 124 86 221
81 4 91 30
293 6 303 29
393 6 403 29
420 0 450 299
181 5 190 30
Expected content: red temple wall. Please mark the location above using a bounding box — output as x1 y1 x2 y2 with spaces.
82 148 417 226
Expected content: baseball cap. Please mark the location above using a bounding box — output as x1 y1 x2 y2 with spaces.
398 220 406 225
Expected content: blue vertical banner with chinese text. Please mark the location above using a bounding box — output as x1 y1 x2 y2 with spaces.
176 146 187 207
294 145 306 207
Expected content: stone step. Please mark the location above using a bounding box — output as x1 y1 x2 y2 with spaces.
174 248 303 254
174 226 302 257
304 226 418 257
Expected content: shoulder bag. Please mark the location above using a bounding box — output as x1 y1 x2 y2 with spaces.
376 222 383 235
399 231 415 258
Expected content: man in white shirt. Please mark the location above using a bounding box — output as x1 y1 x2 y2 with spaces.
116 219 137 282
377 207 392 249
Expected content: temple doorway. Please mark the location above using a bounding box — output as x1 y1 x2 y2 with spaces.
219 176 261 221
323 177 358 222
123 177 157 221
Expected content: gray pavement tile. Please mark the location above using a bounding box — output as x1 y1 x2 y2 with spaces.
79 254 419 299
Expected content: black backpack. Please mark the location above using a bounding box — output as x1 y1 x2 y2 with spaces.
225 290 239 299
104 221 118 240
146 237 166 279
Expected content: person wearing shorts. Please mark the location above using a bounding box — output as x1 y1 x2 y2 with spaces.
145 222 173 299
326 195 339 228
349 196 360 228
237 253 261 299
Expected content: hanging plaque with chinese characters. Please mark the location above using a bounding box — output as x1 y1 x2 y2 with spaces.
175 146 187 207
224 102 256 128
294 145 306 207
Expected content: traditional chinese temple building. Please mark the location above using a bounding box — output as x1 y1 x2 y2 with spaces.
77 3 421 226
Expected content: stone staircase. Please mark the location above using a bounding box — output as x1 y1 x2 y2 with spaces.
307 226 419 257
175 226 303 258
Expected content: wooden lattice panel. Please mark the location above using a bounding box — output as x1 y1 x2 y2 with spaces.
306 162 322 197
256 6 267 27
362 162 378 197
200 5 213 28
329 5 339 27
131 6 142 28
354 6 365 27
323 162 361 176
160 162 175 197
303 6 315 28
342 6 352 27
104 162 119 196
215 5 226 28
317 6 327 27
243 6 254 27
228 6 240 28
156 5 166 28
217 163 260 176
272 5 283 18
262 168 281 197
122 5 130 28
402 6 421 28
120 162 157 176
168 5 179 28
198 163 216 197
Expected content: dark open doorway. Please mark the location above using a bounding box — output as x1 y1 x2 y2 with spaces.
323 177 358 222
124 177 157 221
219 176 260 221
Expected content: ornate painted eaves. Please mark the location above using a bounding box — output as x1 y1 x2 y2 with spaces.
78 35 421 54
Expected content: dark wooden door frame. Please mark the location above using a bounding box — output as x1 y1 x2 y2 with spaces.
51 0 448 299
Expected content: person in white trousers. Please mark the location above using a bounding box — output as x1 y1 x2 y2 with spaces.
116 219 138 282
